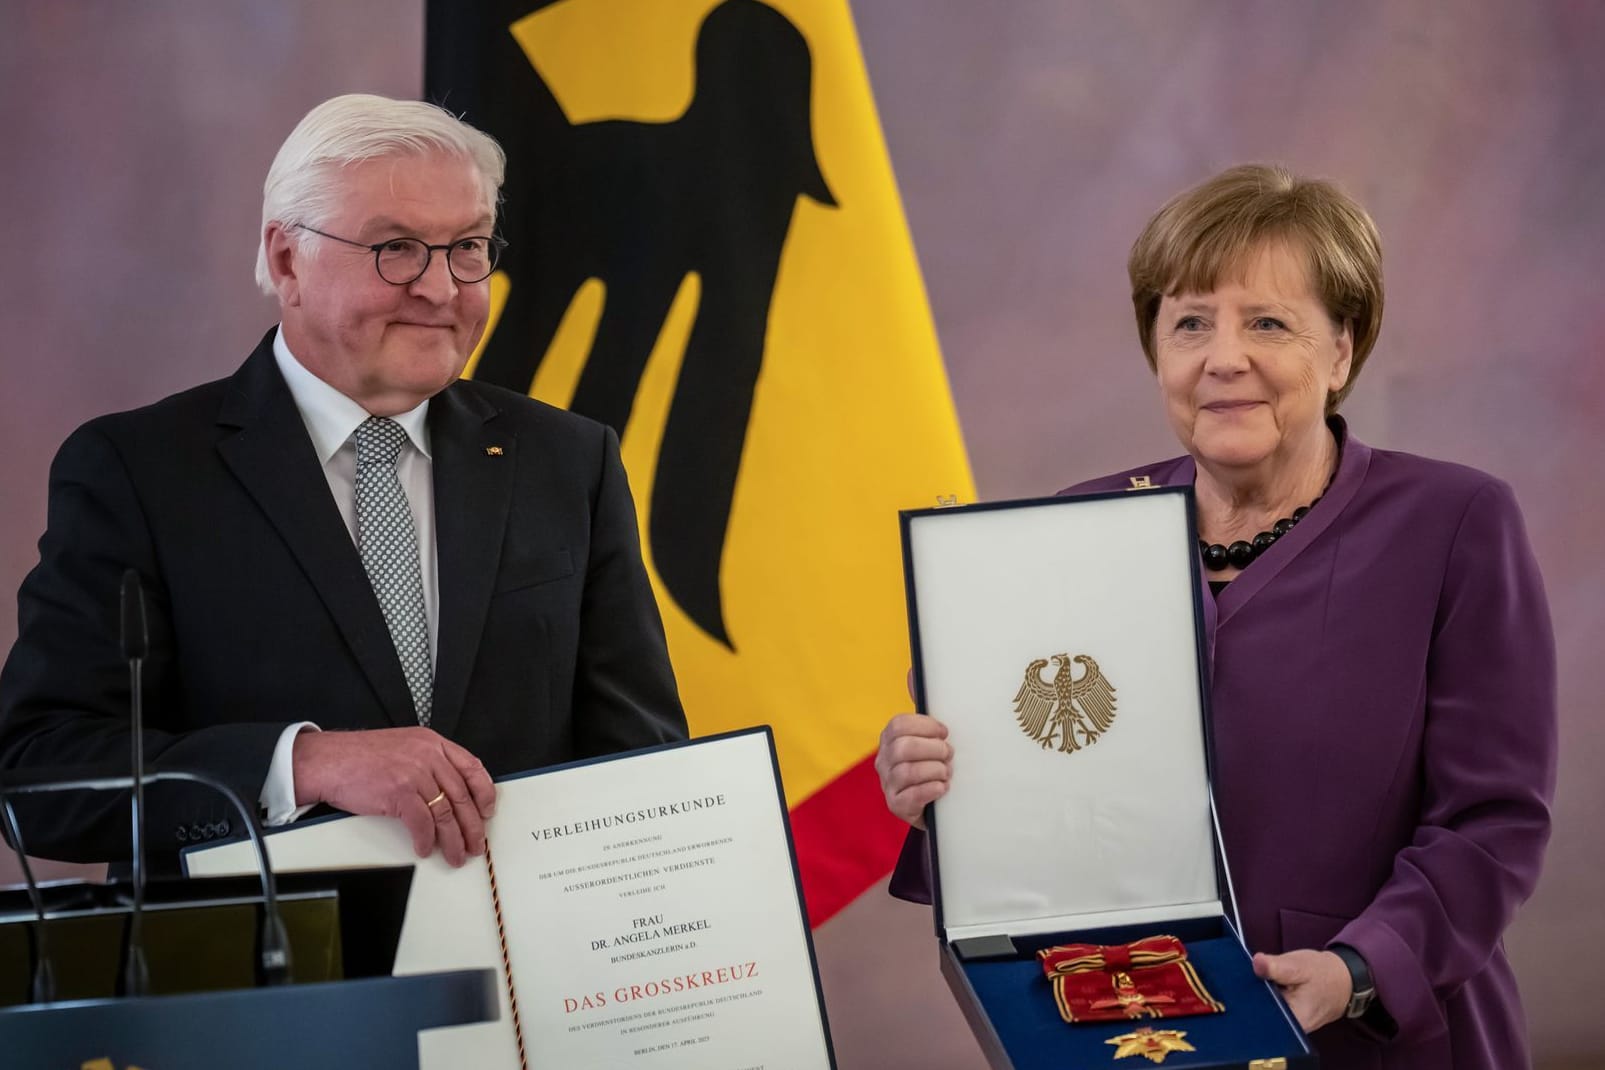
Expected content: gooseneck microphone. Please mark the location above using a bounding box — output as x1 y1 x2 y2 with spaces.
120 569 151 997
3 768 294 990
0 796 56 1002
0 569 293 1000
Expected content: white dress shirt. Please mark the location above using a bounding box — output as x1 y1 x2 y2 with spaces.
258 327 440 824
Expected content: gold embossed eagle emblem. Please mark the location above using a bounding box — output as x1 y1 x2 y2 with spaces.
1013 653 1117 753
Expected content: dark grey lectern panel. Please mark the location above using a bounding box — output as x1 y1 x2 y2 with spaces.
0 967 499 1069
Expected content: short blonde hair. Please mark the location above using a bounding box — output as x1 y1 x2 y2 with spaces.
254 93 507 295
1128 164 1383 411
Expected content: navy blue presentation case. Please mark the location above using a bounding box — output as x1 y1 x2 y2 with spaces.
901 488 1317 1069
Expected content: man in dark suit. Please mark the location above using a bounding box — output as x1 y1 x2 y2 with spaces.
0 93 686 867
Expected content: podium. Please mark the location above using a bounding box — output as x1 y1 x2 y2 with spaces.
0 868 500 1068
0 728 501 1066
0 968 499 1068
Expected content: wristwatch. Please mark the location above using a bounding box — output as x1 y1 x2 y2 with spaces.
1330 943 1377 1019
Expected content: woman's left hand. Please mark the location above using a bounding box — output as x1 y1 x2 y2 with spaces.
1252 949 1351 1033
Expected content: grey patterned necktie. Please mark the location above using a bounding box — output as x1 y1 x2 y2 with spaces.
354 417 433 725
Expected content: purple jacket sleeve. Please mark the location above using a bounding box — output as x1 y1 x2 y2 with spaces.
889 826 934 904
1333 480 1557 1042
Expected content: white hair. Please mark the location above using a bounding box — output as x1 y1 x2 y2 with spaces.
254 93 507 295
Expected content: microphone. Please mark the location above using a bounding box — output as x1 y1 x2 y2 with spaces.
0 796 56 1002
120 567 148 661
120 569 150 997
1 767 294 990
111 569 292 986
0 571 292 999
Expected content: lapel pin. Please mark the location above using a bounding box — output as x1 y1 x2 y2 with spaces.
484 445 505 456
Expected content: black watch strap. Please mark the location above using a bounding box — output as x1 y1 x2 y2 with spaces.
1330 943 1376 1019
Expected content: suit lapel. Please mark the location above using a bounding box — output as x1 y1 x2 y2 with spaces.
215 336 418 727
1138 455 1220 665
1214 419 1372 629
426 382 514 739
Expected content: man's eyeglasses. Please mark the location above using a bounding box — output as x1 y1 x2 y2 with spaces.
294 224 506 285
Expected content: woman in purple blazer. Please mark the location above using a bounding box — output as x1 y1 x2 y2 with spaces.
876 165 1556 1070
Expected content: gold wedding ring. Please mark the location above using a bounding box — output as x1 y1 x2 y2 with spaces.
425 790 448 808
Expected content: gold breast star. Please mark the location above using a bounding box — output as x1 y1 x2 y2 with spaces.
1106 1027 1196 1063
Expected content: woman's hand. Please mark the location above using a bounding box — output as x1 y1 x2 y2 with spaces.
874 713 953 829
1252 949 1351 1033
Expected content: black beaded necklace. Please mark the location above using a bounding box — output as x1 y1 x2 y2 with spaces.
1197 465 1337 573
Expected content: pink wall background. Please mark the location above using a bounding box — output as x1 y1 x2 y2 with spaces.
2 2 1600 1065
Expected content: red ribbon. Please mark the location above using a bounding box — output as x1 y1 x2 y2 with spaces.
1036 935 1225 1023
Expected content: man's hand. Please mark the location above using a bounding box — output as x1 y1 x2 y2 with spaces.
1252 949 1351 1033
292 727 497 866
874 713 953 830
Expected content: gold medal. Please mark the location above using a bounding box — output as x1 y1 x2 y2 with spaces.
1106 1027 1196 1063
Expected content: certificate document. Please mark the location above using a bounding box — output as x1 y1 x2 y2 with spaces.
186 728 835 1069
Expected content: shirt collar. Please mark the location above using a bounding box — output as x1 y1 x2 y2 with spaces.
272 327 432 463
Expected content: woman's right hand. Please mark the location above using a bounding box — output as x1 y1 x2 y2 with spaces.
874 713 954 830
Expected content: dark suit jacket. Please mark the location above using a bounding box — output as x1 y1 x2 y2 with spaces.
0 330 687 862
891 420 1555 1070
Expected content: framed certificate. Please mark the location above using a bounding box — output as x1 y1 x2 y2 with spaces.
187 728 835 1070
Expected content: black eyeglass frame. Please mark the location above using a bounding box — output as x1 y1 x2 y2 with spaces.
293 223 507 285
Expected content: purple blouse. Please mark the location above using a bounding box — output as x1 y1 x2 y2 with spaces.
891 422 1557 1070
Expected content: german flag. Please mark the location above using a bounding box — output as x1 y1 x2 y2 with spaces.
427 0 972 925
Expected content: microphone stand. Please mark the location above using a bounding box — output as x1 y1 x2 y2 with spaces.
1 769 293 989
121 569 150 997
0 569 291 1001
0 797 54 1003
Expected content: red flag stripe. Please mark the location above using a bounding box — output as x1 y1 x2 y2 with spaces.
789 753 909 927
